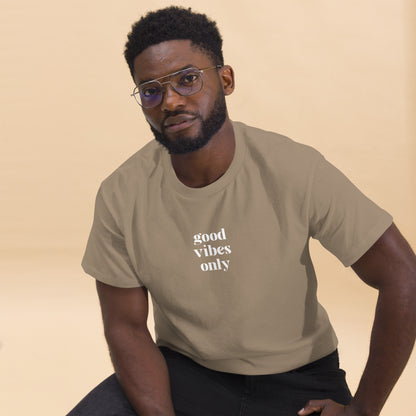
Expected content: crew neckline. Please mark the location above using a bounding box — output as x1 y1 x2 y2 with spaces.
162 121 246 198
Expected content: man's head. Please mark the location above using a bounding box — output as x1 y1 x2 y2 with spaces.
124 6 224 80
124 7 234 155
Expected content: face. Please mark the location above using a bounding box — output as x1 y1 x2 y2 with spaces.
133 40 234 154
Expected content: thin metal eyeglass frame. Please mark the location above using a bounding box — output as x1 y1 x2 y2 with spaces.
130 65 222 109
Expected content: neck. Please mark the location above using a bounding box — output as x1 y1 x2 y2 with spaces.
170 118 235 188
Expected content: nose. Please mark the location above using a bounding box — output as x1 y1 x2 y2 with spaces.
160 83 186 112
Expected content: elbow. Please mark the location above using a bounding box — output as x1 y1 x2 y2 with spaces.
103 320 151 347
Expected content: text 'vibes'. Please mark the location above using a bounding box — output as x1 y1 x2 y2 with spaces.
192 228 231 272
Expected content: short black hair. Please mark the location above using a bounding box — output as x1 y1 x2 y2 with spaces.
124 6 224 79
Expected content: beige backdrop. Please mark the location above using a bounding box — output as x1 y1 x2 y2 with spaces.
1 0 415 415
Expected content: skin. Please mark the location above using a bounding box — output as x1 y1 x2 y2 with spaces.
132 40 235 188
98 39 416 416
299 223 416 416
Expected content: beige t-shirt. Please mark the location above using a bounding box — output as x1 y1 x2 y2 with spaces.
82 121 393 374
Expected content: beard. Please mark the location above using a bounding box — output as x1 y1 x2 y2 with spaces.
149 91 227 155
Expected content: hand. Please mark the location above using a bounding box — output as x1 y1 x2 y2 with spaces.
298 399 362 416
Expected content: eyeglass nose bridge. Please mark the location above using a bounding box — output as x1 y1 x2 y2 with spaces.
131 80 186 109
149 77 202 109
158 79 183 96
158 76 201 98
147 80 188 109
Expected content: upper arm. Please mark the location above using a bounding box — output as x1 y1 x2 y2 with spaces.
308 154 393 267
351 222 416 290
96 280 149 335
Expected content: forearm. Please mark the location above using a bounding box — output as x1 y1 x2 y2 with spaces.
106 326 176 416
349 285 416 416
300 226 416 416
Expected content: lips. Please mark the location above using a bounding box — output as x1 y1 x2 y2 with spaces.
163 114 197 132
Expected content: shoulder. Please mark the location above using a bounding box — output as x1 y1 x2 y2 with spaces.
233 121 323 178
99 139 162 199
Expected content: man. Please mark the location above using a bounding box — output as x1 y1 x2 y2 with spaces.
68 6 416 416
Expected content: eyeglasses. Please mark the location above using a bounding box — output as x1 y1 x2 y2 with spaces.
131 65 222 109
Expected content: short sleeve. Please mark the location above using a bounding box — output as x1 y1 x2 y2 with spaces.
81 186 144 288
308 155 393 267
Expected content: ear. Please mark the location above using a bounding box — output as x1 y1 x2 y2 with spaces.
219 65 235 96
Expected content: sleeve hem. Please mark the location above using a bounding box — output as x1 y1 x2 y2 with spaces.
81 263 144 288
341 215 393 267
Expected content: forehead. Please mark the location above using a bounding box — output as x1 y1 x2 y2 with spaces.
133 39 213 85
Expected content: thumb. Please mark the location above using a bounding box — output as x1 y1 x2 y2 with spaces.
298 399 332 415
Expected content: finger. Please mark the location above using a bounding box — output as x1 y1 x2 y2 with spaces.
298 399 332 415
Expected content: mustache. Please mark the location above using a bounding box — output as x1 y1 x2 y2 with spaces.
162 111 199 123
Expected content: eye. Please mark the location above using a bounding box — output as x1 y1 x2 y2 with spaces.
140 84 161 97
179 73 199 85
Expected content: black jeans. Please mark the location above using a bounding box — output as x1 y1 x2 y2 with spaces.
67 347 351 416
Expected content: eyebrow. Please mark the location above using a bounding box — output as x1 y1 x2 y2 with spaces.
138 64 196 86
